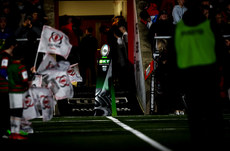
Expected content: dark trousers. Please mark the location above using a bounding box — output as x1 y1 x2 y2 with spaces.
179 65 224 150
80 64 96 86
0 92 10 134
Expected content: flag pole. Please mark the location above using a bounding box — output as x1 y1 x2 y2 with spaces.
33 51 39 70
33 26 45 71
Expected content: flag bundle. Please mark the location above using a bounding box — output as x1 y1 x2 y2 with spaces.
37 54 82 99
22 25 82 122
23 55 83 121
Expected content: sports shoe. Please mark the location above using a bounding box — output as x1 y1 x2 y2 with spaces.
2 134 9 139
9 133 28 140
175 110 180 115
21 126 34 134
1 130 11 139
20 130 28 136
179 110 185 115
7 129 11 135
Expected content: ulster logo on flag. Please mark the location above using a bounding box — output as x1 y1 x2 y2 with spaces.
41 95 51 109
56 75 69 87
48 32 64 50
24 95 34 109
67 68 76 76
49 32 63 44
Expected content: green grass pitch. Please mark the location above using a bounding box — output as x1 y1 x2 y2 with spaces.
1 115 230 151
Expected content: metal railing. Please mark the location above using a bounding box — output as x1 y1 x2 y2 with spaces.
16 38 41 42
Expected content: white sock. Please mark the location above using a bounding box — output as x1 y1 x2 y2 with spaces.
10 116 21 134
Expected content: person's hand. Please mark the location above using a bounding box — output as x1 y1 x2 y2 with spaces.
114 33 119 39
30 66 36 73
23 19 32 28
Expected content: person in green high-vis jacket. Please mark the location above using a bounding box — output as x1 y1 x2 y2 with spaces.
168 0 228 150
175 19 216 69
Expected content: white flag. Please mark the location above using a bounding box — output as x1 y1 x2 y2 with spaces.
38 25 72 59
29 87 55 121
55 60 70 71
68 63 83 83
31 75 43 87
39 89 56 121
23 90 40 120
40 69 74 100
37 54 57 73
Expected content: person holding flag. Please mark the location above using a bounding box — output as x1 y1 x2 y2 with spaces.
0 36 17 139
7 47 29 140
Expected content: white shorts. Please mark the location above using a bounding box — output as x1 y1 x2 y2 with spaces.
9 92 26 109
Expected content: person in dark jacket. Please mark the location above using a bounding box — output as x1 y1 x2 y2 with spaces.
148 9 174 38
14 15 41 39
148 9 174 50
79 27 98 86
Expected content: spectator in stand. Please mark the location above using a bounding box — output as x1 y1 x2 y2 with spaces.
223 2 230 34
140 10 153 29
147 2 159 19
0 16 13 51
16 0 29 28
211 8 229 35
155 39 172 114
139 1 159 29
0 16 13 40
31 10 44 30
16 0 47 30
201 4 210 19
0 4 21 31
160 0 175 20
26 0 47 21
200 0 215 20
148 10 174 46
201 0 213 9
172 0 187 24
225 2 230 25
15 15 41 39
16 1 27 14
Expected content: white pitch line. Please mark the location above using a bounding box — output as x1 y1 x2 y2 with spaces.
106 116 172 151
